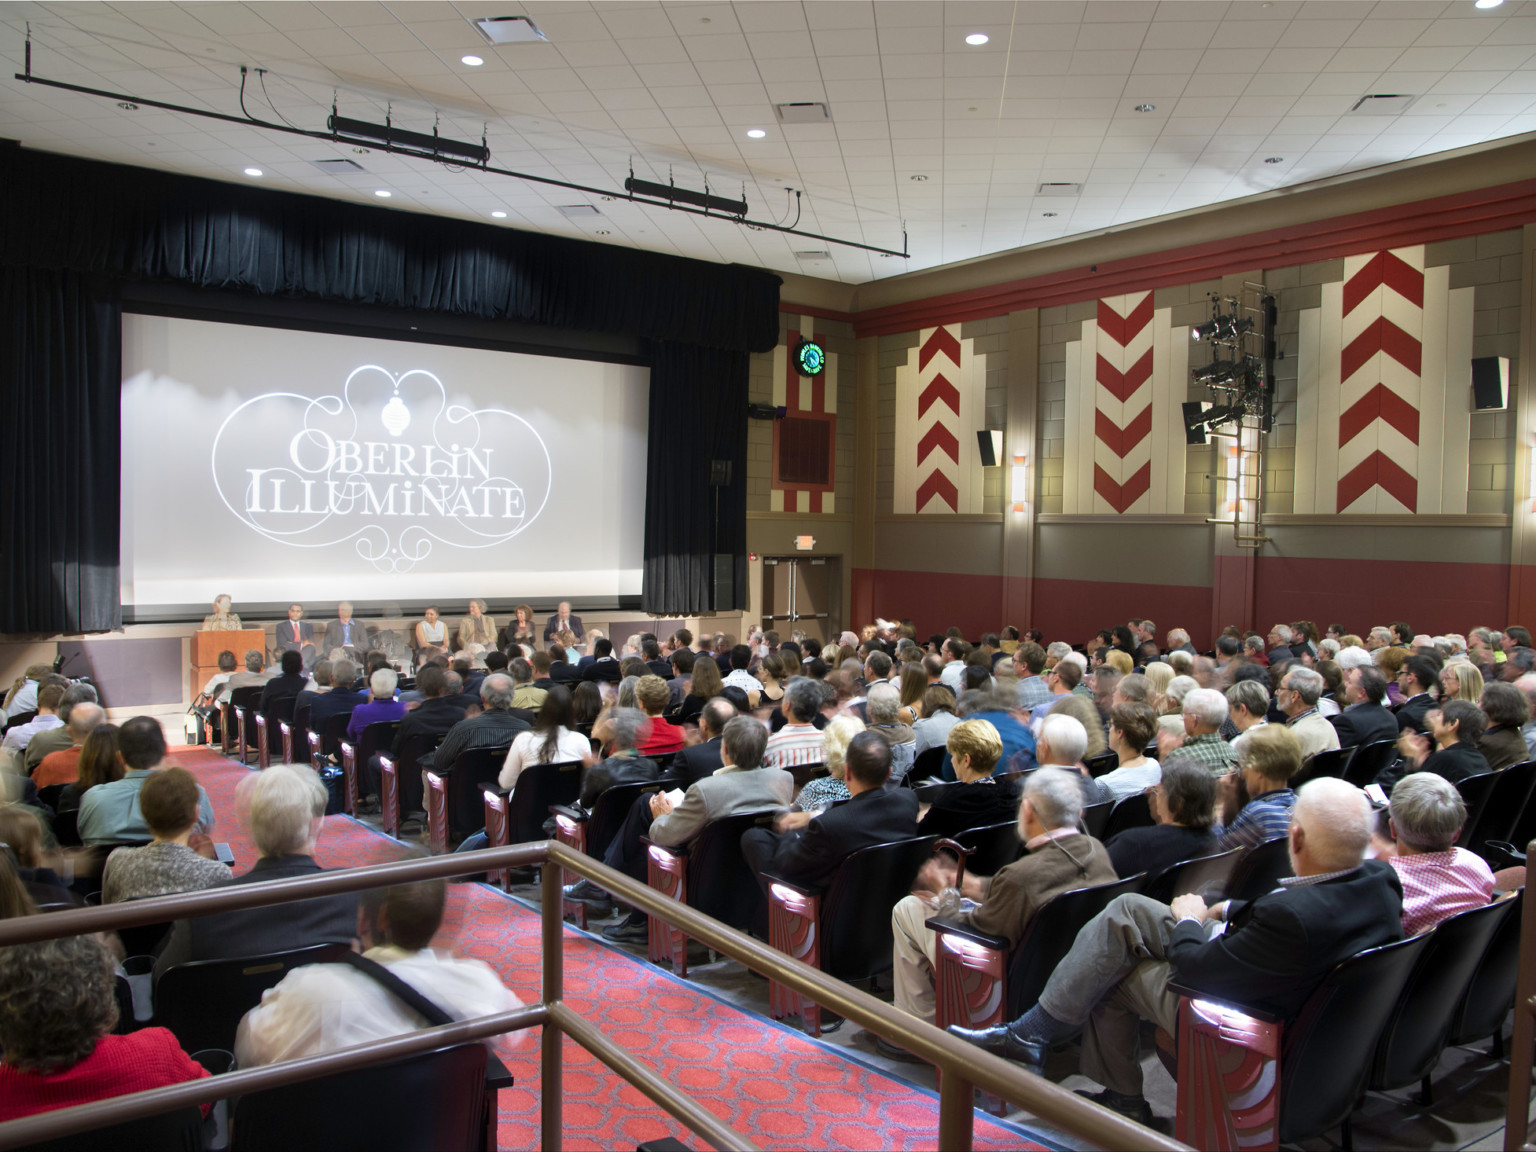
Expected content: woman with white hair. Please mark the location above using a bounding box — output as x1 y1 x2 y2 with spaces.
796 714 864 813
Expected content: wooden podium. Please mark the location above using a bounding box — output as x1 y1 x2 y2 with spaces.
191 629 266 702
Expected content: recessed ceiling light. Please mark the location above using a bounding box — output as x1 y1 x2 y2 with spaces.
1134 104 1155 113
117 101 138 111
1043 212 1058 217
352 147 370 155
461 55 484 66
1476 0 1504 9
491 211 507 218
596 230 611 235
965 32 989 45
1265 156 1284 164
910 174 929 182
243 167 263 177
374 190 392 198
746 128 766 139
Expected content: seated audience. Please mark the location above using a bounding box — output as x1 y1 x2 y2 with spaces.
634 675 686 757
674 656 722 726
1329 664 1399 747
916 719 1019 840
362 664 467 815
1105 759 1218 880
889 766 1116 1032
236 877 526 1066
1034 713 1108 806
1215 724 1302 852
1388 699 1492 789
1158 688 1238 777
1223 679 1270 744
1395 655 1442 733
1096 703 1161 802
1374 772 1496 935
78 717 215 846
156 763 356 974
258 649 308 716
1 681 64 759
949 778 1402 1125
796 714 863 814
102 767 231 903
3 665 51 721
24 683 100 774
912 686 960 759
498 685 590 792
294 659 332 719
345 667 407 745
580 637 623 684
307 659 367 736
1440 659 1485 704
957 684 1037 778
763 678 827 770
417 674 530 774
56 723 122 817
509 658 548 712
0 807 71 907
1477 681 1530 771
32 702 105 789
0 935 209 1121
577 708 661 809
226 649 276 693
583 716 792 937
865 682 917 780
1277 666 1342 761
669 698 732 788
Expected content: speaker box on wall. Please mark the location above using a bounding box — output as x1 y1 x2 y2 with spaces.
1471 357 1510 411
977 429 1002 468
712 553 738 611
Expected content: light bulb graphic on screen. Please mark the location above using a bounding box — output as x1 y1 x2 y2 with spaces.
209 365 552 573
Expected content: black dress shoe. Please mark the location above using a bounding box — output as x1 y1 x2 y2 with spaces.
1074 1087 1155 1126
872 1035 924 1063
601 915 650 944
562 879 612 906
945 1023 1047 1075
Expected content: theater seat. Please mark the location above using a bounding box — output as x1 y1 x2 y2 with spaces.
378 732 445 838
26 1105 205 1152
477 759 581 885
549 778 672 924
1224 835 1293 903
424 747 512 854
1445 888 1524 1058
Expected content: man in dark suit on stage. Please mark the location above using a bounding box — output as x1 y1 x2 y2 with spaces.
949 776 1403 1124
544 601 584 642
274 603 317 669
741 730 920 895
1330 665 1400 748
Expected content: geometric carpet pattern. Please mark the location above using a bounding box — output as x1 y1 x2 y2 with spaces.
176 748 1052 1150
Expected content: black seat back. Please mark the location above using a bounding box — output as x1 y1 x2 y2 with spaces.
506 759 583 844
232 1043 489 1152
446 747 512 841
357 719 401 765
790 761 827 791
1343 739 1398 787
1369 898 1512 1092
290 701 312 754
1292 746 1350 788
1006 872 1146 1016
1080 800 1113 840
1448 889 1524 1048
27 1106 205 1152
1084 751 1119 777
1143 846 1243 906
953 821 1021 875
908 745 945 784
1278 933 1432 1145
228 685 264 710
36 782 67 812
262 695 296 751
586 778 670 861
393 731 446 814
820 836 938 982
1465 761 1536 856
1225 835 1294 903
1454 771 1504 849
688 809 780 931
317 711 352 761
156 942 352 1053
1100 792 1154 841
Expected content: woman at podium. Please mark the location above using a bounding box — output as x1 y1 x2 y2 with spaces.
202 594 242 631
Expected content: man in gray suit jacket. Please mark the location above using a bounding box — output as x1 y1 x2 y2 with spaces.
569 716 792 940
322 602 372 655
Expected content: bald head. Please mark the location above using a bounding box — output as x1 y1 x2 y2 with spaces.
1292 777 1373 875
66 702 105 743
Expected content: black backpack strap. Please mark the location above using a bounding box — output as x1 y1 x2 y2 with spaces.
337 951 455 1027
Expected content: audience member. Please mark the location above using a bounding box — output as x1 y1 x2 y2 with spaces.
764 678 827 770
308 659 367 736
56 724 122 817
1375 772 1496 935
633 675 686 757
418 674 530 774
1223 679 1270 745
795 714 863 814
915 719 1019 839
912 686 960 760
865 681 917 779
23 683 100 774
669 698 732 787
345 667 407 751
498 685 590 792
1395 655 1442 733
226 650 276 692
259 649 309 715
1330 664 1399 747
577 708 661 809
1477 681 1530 771
1214 724 1301 852
78 718 215 845
32 701 104 789
3 663 52 721
236 876 526 1066
889 767 1115 1033
1097 702 1161 802
0 807 70 907
1 681 65 760
1388 698 1491 788
1158 688 1237 778
102 767 231 903
1277 666 1342 761
1105 759 1218 880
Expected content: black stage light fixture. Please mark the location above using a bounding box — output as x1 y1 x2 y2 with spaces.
1192 315 1254 342
1182 401 1211 445
624 175 748 216
327 114 489 163
747 403 786 420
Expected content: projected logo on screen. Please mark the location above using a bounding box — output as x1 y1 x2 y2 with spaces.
210 366 552 572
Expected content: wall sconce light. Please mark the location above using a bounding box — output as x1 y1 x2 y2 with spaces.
1011 453 1028 513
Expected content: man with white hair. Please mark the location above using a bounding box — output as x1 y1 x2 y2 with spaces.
866 681 916 779
1158 687 1238 777
1165 628 1196 656
1377 772 1495 935
886 765 1116 1039
1334 645 1374 673
1366 626 1394 652
1265 624 1295 664
1277 666 1341 761
949 776 1403 1123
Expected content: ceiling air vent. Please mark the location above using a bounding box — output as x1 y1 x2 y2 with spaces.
472 16 547 44
1036 182 1081 196
794 249 831 261
1349 94 1416 115
557 204 601 218
774 102 832 124
310 158 365 173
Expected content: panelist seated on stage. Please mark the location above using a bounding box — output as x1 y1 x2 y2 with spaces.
323 603 371 655
202 593 242 631
456 600 498 652
498 603 538 653
274 603 316 665
415 606 449 656
544 602 584 643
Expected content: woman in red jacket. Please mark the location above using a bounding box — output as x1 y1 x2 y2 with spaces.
0 934 209 1121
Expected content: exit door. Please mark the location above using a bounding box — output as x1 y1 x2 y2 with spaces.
761 556 838 646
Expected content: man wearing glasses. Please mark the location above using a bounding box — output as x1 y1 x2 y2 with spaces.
1394 655 1442 734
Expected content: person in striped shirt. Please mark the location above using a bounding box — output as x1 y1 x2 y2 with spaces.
1214 724 1301 853
763 677 826 771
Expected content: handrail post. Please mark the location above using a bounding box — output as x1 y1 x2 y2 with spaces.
939 1070 975 1152
1505 839 1536 1152
541 855 563 1152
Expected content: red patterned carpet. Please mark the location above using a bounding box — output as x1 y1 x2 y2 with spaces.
173 748 1052 1151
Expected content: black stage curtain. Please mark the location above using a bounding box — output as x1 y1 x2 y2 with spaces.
643 341 748 616
0 147 780 355
0 267 122 634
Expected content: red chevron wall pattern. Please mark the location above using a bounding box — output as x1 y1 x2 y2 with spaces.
895 324 982 515
915 327 961 511
1093 292 1155 513
1336 249 1424 512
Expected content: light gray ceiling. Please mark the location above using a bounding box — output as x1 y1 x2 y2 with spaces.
3 0 1536 284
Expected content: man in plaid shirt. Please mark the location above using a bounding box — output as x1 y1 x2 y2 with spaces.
1214 725 1301 852
1157 688 1239 777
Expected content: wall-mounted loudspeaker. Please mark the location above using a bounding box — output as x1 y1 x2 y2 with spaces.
709 459 733 487
712 553 737 611
1181 401 1209 446
977 429 1003 467
1471 356 1510 411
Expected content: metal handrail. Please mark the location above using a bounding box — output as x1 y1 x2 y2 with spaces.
0 842 1189 1152
1504 841 1536 1152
